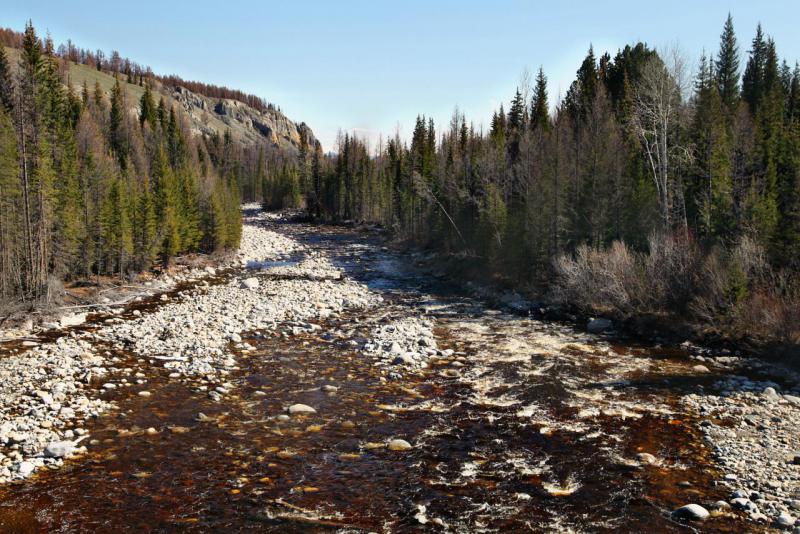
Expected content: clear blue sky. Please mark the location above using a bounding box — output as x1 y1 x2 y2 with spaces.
4 1 800 151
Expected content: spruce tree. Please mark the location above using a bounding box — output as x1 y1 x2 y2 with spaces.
715 14 740 114
109 77 128 169
742 24 767 113
139 82 157 129
530 67 550 131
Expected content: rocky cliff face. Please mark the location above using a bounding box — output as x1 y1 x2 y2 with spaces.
170 86 319 154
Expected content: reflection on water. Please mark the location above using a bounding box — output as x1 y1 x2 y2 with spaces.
0 222 749 533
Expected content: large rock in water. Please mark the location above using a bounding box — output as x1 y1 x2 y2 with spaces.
587 317 613 333
672 504 709 521
388 439 413 451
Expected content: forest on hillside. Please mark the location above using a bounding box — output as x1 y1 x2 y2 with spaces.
0 23 244 308
262 16 800 344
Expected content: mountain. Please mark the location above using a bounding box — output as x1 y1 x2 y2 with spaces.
5 46 318 155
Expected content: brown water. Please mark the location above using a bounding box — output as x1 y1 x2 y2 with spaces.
0 221 755 533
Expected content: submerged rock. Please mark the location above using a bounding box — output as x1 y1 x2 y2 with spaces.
288 404 316 415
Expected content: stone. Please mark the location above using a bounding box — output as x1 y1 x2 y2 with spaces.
763 386 781 400
44 441 75 458
587 317 613 333
59 313 87 328
778 513 797 528
322 385 338 392
672 504 709 521
16 461 35 477
137 391 151 397
636 452 657 465
784 394 800 407
388 439 413 451
241 277 259 290
288 404 316 415
711 500 730 510
692 364 710 373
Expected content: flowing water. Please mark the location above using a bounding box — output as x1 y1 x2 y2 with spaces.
0 221 755 533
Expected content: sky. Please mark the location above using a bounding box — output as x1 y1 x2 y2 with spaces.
4 1 800 152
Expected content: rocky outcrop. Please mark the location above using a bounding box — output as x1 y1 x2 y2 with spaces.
170 86 319 154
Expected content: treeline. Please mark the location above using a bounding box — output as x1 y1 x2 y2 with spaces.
262 16 800 342
0 22 241 305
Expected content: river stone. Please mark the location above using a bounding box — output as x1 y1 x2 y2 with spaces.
288 404 316 415
59 313 87 328
587 317 613 333
763 386 781 400
241 277 259 290
784 394 800 406
388 439 413 451
692 364 710 373
17 461 35 477
672 504 709 521
778 513 796 527
44 441 75 458
636 452 657 465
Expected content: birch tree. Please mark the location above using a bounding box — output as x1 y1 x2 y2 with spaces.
631 46 692 229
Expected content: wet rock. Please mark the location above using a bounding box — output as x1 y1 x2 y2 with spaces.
587 317 613 333
288 404 316 415
672 504 709 521
387 439 413 451
692 364 710 373
636 452 657 465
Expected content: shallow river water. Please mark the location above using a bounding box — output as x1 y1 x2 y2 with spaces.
0 220 758 533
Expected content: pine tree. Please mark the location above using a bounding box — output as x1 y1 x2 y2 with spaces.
715 14 741 114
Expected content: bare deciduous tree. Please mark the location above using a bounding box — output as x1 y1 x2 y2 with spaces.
631 45 692 229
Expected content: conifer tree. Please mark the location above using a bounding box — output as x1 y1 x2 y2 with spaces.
742 24 767 114
0 47 14 112
715 14 741 114
139 82 157 129
530 67 550 131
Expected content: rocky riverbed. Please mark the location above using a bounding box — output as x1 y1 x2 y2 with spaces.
0 206 797 533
